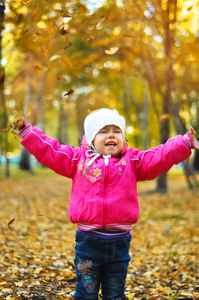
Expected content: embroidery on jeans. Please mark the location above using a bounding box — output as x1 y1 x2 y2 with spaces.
77 259 97 292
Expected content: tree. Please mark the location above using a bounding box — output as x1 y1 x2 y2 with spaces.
0 1 9 176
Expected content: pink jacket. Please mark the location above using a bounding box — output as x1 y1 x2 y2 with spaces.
20 126 193 231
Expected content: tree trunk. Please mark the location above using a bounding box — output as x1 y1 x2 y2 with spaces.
193 100 199 171
19 147 33 172
58 102 69 145
157 0 174 193
121 76 130 124
143 83 149 150
19 56 34 172
0 3 9 176
76 98 84 146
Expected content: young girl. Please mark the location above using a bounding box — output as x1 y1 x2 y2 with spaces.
12 108 199 300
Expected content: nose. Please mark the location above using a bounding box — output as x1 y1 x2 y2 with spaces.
108 130 115 138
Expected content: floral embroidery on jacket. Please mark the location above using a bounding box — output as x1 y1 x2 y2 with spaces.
115 159 127 175
93 168 102 177
78 160 102 183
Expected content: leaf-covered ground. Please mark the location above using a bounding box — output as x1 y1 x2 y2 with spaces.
0 171 199 300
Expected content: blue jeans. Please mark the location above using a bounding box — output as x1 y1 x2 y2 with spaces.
74 231 131 300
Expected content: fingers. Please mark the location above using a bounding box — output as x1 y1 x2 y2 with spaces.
189 126 196 134
194 139 199 150
11 118 27 136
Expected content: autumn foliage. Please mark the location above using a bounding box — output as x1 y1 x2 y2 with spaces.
0 172 198 299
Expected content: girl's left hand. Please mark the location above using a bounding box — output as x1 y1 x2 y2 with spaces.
189 127 199 149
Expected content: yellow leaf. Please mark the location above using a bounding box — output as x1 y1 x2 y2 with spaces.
128 293 135 299
27 104 32 117
105 47 119 55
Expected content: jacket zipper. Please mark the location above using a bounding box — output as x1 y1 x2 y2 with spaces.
103 164 109 228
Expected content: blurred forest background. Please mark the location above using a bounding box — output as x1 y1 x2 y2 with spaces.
0 0 199 191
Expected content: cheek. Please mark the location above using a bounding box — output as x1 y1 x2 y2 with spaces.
93 137 102 149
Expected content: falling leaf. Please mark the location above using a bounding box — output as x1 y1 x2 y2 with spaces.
60 27 69 35
187 5 193 11
105 47 119 55
31 10 36 21
63 89 74 97
61 56 72 68
159 113 171 122
50 55 61 62
34 65 43 71
86 36 95 42
8 219 15 230
64 40 72 49
108 10 118 21
123 34 136 39
27 104 32 117
79 5 89 14
35 31 41 36
57 76 67 82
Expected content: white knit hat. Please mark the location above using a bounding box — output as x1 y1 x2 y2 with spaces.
84 108 126 146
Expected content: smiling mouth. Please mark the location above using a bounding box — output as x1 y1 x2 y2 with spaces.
105 143 117 147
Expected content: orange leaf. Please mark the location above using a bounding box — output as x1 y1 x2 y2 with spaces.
57 76 67 82
61 57 72 68
34 65 43 71
159 113 171 122
108 10 118 21
123 34 136 39
35 31 41 36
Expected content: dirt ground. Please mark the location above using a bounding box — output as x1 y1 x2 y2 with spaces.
0 171 198 299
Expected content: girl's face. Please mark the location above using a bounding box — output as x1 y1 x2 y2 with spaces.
93 125 124 156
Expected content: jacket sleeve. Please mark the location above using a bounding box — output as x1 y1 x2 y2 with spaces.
19 125 80 178
131 134 193 182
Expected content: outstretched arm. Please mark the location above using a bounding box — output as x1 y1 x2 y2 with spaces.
133 129 197 181
11 118 80 178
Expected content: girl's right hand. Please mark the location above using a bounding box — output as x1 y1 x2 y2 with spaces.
12 118 28 135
